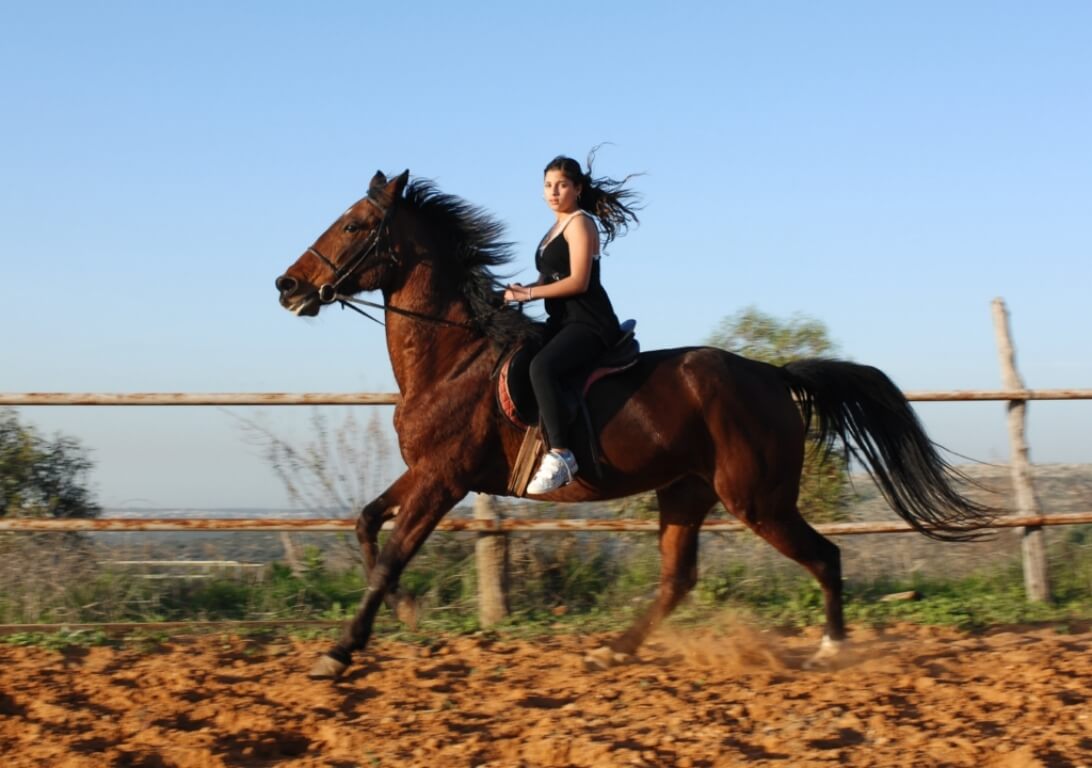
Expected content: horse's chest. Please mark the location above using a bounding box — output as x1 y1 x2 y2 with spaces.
393 386 482 463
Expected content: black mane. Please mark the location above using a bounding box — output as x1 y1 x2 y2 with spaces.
402 180 538 348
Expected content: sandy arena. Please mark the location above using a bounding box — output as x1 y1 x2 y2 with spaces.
1 622 1089 767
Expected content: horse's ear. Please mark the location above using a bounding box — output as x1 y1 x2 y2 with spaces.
374 169 410 206
368 170 388 193
389 169 410 199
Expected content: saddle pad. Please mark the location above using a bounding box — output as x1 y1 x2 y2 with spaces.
495 342 640 431
496 344 538 430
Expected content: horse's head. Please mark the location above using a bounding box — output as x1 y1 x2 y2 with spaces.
275 170 410 316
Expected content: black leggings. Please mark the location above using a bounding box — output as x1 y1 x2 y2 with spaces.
528 323 607 450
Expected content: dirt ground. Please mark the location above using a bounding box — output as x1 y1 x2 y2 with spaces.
1 622 1089 768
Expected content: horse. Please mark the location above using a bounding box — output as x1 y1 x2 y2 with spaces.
275 170 991 679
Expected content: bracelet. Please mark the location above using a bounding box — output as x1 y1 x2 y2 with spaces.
528 287 534 300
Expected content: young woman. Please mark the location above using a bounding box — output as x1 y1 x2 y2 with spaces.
504 154 640 494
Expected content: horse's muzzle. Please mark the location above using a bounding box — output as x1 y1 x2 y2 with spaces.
275 274 297 298
275 274 320 316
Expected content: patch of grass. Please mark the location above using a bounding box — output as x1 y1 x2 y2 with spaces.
1 628 112 651
1 524 1088 643
285 626 340 642
121 630 172 652
843 573 1089 630
684 563 1091 632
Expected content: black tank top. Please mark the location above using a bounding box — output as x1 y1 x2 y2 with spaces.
535 215 620 345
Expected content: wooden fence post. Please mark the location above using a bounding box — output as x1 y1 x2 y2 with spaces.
991 298 1051 603
474 494 509 626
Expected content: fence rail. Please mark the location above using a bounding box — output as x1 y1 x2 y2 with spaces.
0 393 401 406
0 620 344 635
2 390 1091 406
2 512 1091 534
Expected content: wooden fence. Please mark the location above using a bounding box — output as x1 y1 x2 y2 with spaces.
3 389 1089 406
2 298 1089 628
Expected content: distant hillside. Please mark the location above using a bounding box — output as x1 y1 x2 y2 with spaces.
847 462 1092 519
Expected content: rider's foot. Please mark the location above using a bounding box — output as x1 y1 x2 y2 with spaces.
526 449 578 495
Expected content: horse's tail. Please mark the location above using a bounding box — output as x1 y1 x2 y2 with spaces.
780 358 995 541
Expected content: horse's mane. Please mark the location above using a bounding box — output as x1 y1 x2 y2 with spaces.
403 180 538 348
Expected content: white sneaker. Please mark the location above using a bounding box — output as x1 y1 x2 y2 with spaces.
526 450 578 495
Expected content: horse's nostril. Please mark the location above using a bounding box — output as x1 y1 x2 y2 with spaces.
276 275 297 294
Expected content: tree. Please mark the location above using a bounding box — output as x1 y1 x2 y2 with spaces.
0 409 101 519
707 306 835 366
707 307 853 523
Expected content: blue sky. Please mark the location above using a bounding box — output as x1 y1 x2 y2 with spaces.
2 2 1089 508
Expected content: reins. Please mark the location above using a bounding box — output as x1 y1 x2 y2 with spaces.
333 293 477 330
335 288 522 389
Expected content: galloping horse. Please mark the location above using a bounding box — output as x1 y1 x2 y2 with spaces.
275 170 990 679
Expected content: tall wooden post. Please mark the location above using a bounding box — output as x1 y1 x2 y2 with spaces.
474 494 509 626
991 298 1051 603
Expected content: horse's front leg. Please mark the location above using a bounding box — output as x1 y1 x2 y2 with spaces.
355 473 418 626
311 473 463 679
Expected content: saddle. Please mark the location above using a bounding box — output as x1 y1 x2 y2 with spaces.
495 320 640 495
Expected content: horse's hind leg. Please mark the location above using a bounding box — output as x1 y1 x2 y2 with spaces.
585 477 717 670
735 489 846 667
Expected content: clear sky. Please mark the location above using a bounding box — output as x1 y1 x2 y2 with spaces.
2 2 1089 509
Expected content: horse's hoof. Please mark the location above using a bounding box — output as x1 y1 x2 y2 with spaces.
308 654 348 679
803 635 844 670
582 645 633 671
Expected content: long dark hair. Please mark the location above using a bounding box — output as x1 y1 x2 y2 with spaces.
544 148 641 245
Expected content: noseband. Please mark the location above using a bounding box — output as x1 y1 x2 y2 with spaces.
310 196 398 304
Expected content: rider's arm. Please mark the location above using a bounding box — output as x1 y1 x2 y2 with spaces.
526 216 596 299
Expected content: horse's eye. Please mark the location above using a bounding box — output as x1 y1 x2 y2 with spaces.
344 222 361 234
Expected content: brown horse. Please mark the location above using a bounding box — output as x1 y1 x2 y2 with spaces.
275 170 990 679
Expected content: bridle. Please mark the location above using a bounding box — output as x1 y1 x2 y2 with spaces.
309 196 398 306
304 195 481 330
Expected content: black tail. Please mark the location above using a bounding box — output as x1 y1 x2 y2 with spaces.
781 359 995 541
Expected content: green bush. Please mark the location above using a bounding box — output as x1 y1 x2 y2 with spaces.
1 522 1088 633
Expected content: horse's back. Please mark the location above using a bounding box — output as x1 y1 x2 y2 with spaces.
589 345 804 477
599 345 792 413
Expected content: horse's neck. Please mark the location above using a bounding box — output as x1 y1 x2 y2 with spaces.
383 266 490 398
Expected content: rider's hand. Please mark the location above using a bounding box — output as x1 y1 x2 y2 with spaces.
504 284 533 303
